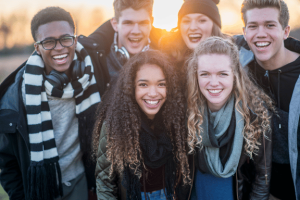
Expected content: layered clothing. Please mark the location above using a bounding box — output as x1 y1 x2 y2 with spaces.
235 35 300 200
0 42 103 200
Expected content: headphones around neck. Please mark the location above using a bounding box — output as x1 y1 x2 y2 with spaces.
113 32 150 61
44 60 85 90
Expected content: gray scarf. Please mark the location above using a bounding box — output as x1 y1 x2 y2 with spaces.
197 95 244 178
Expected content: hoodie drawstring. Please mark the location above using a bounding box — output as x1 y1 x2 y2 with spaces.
278 69 282 129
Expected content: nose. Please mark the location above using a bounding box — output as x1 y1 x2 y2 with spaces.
148 86 158 97
189 19 198 31
256 26 267 38
131 23 141 34
209 75 219 87
54 40 64 50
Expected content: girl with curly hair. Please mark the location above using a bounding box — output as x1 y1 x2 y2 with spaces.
93 50 191 200
186 37 274 200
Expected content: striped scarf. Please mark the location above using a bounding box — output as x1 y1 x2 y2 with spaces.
24 42 100 200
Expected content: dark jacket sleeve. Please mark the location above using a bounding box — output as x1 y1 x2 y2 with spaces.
0 132 25 200
95 124 119 200
249 126 272 200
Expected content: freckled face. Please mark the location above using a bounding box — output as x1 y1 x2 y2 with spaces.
197 54 234 112
135 64 167 120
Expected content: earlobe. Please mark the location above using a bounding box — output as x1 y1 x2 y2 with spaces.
34 44 40 55
283 25 290 40
111 18 119 32
242 27 247 41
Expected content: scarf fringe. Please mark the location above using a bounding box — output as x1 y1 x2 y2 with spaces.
26 161 63 200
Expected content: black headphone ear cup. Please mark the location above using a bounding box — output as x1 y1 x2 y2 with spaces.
72 60 86 80
45 70 69 90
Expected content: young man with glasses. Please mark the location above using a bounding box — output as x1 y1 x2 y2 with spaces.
235 0 300 199
0 7 101 200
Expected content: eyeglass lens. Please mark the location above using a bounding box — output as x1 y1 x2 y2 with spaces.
42 36 74 50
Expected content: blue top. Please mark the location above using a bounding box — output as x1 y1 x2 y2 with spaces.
191 169 234 200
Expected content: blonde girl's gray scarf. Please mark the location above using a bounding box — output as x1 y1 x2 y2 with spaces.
197 95 244 178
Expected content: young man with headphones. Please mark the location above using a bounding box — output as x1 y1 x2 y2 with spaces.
78 0 158 88
0 7 100 200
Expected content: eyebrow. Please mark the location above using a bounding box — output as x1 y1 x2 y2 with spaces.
198 70 230 73
247 20 277 24
137 79 166 82
122 19 150 24
42 34 71 40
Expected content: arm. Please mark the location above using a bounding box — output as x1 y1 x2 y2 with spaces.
95 124 119 200
0 133 25 200
249 125 272 200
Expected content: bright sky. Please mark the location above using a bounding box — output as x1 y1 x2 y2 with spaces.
0 0 300 48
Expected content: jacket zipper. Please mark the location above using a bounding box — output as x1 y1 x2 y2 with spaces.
188 156 195 200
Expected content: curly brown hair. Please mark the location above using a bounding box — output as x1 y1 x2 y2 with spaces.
93 50 191 184
186 37 274 158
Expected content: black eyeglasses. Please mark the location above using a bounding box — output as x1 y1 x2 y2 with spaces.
35 35 76 50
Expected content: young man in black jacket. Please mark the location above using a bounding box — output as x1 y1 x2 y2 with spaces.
236 0 300 199
0 7 102 200
78 0 161 89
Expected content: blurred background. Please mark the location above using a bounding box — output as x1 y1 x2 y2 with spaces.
1 0 300 198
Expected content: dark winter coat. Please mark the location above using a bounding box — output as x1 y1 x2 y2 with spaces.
0 36 110 199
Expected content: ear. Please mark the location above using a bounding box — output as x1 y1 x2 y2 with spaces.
111 17 119 32
283 25 290 40
34 43 41 55
242 27 247 42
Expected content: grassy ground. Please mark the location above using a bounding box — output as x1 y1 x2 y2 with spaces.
0 185 8 200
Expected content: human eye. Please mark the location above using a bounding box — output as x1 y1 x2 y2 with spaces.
139 21 150 26
199 19 207 23
199 73 208 77
247 24 257 29
138 83 147 87
181 19 190 24
158 82 166 87
42 39 55 49
266 23 275 28
123 21 133 25
220 73 228 76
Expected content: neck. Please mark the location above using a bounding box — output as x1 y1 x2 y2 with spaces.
257 46 299 71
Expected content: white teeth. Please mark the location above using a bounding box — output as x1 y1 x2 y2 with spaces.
145 100 159 105
53 54 67 59
255 42 270 47
208 89 222 94
189 34 202 38
129 38 141 42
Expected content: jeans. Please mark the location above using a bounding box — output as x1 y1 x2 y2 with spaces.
141 189 166 200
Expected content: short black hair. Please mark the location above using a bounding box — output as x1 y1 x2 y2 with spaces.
31 7 76 41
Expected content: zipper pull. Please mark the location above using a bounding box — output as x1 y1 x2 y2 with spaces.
279 124 281 129
265 174 268 185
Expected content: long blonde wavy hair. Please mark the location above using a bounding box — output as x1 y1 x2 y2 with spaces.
186 36 274 158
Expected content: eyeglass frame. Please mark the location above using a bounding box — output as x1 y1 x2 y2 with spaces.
35 35 77 50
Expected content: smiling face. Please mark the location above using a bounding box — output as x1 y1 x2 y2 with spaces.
180 13 214 50
34 21 77 75
243 7 289 68
111 8 152 56
135 64 166 120
197 54 234 112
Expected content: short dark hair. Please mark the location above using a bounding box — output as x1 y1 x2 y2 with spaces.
31 7 76 41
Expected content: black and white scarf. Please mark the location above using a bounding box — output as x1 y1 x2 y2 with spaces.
24 42 100 200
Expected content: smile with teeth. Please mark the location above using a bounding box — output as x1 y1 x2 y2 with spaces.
129 38 142 42
144 100 159 105
208 89 222 94
53 54 68 60
188 34 202 42
255 42 271 48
